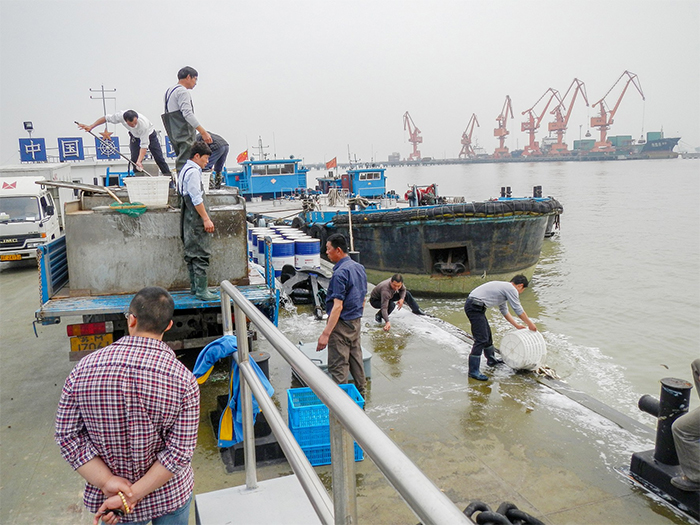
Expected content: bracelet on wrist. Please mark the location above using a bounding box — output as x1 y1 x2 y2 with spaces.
117 491 131 514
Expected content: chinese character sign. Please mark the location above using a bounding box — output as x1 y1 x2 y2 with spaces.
19 138 47 162
58 137 85 161
95 136 121 160
165 137 177 158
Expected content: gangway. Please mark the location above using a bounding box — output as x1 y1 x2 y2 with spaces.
195 238 474 525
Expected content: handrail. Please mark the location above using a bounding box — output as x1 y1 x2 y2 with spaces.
220 279 473 525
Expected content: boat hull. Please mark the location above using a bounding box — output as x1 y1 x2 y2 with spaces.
307 201 559 296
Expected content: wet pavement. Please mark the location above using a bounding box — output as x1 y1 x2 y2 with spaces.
1 261 696 524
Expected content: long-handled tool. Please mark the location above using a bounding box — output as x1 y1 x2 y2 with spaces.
37 180 147 217
75 121 156 177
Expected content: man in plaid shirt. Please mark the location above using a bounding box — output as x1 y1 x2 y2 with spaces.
55 287 200 524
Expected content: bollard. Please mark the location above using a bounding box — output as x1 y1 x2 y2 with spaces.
638 377 693 465
348 250 361 264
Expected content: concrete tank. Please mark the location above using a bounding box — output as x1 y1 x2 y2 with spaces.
65 188 249 295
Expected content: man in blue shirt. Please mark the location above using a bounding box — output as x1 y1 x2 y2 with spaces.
178 141 217 301
464 275 537 381
316 234 368 394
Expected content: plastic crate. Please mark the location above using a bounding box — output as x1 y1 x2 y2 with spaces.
290 423 330 448
124 176 170 207
301 443 364 467
287 384 364 429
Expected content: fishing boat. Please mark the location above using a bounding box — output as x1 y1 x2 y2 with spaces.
251 167 563 296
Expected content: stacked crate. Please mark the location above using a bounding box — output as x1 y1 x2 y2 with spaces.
287 384 365 466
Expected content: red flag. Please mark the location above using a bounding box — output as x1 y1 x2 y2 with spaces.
236 150 248 163
325 157 337 170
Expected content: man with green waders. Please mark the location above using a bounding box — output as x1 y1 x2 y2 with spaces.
178 141 217 301
163 66 212 173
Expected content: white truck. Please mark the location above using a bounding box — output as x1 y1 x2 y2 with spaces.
0 164 74 262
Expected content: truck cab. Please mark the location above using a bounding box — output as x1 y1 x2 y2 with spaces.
0 176 61 261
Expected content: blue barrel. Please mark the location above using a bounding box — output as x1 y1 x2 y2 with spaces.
295 237 321 268
257 234 282 266
271 239 295 276
251 229 274 264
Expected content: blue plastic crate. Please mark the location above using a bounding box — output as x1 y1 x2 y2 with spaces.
287 384 364 429
301 442 364 467
291 424 330 448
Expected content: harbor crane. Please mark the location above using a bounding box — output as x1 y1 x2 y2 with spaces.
590 70 644 152
493 96 513 158
520 88 561 157
548 78 589 155
403 111 422 161
458 113 480 158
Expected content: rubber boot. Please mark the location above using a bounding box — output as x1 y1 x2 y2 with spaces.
194 274 218 301
484 345 504 366
188 267 196 295
468 355 488 381
375 311 383 324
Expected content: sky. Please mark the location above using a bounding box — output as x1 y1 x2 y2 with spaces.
1 0 698 166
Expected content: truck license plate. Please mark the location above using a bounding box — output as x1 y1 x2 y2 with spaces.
0 254 22 261
70 334 113 352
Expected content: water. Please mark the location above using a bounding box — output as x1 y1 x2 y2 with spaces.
317 159 700 416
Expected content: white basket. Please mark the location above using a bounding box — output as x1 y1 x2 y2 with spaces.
499 329 547 371
124 176 170 207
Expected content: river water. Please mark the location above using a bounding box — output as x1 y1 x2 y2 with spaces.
350 158 700 417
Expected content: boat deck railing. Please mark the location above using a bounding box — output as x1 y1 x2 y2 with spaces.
219 278 474 525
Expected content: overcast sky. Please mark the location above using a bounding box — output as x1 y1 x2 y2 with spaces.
1 0 698 165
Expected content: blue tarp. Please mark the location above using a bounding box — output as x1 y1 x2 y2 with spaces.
194 335 274 447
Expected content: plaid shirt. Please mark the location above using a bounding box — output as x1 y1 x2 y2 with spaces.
55 336 200 522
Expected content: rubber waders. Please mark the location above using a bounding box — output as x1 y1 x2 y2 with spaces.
195 274 218 301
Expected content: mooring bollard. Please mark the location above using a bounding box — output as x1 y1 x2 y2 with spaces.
638 377 693 465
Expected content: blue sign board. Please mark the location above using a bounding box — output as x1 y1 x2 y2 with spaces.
58 137 85 161
95 136 121 160
19 138 47 162
165 137 177 158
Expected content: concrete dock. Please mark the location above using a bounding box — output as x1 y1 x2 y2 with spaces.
1 260 696 524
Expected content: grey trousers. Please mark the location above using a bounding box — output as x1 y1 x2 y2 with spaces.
327 318 365 394
672 407 700 482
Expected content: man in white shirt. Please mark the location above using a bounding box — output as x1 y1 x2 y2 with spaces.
78 110 171 175
178 141 217 301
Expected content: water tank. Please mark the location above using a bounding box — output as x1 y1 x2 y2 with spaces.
500 330 547 371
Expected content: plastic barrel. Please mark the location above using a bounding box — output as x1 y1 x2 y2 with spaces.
295 237 321 269
270 239 295 276
499 330 547 371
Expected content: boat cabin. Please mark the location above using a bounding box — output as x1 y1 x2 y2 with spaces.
224 158 309 200
316 167 387 199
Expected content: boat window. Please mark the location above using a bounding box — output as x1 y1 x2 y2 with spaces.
252 163 296 176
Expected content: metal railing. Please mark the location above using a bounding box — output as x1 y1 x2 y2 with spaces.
219 275 473 524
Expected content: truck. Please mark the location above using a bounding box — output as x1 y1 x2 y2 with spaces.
0 164 75 262
34 183 278 360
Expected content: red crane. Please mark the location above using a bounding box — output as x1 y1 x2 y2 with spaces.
458 113 480 158
520 88 561 157
493 96 513 158
403 111 422 161
548 78 589 156
590 70 644 152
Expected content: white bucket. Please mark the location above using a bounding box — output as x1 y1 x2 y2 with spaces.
124 176 170 207
499 330 547 371
201 171 211 193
